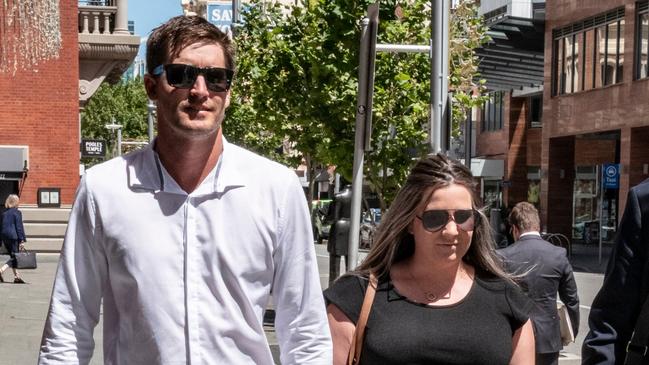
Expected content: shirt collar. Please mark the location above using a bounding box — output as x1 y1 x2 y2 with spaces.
519 231 541 239
127 137 246 194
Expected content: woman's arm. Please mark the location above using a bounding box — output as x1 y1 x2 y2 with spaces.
327 303 356 365
510 319 535 365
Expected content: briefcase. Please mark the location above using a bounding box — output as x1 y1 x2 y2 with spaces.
15 249 37 269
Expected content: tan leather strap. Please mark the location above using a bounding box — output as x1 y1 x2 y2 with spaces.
347 273 378 365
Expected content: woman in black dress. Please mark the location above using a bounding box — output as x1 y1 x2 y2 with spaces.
325 153 535 364
0 194 27 283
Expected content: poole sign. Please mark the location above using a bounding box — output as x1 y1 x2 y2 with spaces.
81 139 106 158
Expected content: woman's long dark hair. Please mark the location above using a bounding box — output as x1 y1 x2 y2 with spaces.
355 153 512 282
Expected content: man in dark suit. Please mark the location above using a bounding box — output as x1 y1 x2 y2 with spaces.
499 202 580 365
582 179 649 364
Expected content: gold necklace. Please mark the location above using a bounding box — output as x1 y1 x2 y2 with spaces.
407 266 449 303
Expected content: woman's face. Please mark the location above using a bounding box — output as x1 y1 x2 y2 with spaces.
409 183 475 265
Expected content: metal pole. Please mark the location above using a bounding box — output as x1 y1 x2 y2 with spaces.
147 100 155 143
231 0 240 36
117 127 122 156
431 0 449 153
599 164 604 264
464 111 472 168
348 3 378 271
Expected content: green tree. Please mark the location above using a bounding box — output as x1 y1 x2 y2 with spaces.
81 78 150 163
232 0 489 209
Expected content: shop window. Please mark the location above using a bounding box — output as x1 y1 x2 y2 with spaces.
552 7 625 95
481 91 504 132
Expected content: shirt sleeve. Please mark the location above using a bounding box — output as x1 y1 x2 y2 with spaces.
323 274 366 324
582 186 648 364
271 173 333 365
38 175 108 365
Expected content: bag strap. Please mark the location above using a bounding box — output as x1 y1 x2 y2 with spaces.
347 272 378 365
625 294 649 364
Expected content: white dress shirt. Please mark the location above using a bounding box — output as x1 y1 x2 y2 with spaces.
39 139 332 365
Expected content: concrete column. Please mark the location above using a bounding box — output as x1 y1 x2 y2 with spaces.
113 0 130 35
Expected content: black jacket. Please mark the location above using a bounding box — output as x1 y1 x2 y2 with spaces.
0 207 25 242
582 179 649 364
498 234 580 353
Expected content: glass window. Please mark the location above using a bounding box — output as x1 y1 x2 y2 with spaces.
553 9 625 94
573 33 582 92
638 12 649 79
529 95 542 127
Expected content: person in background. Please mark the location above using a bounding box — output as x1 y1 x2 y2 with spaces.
39 15 331 365
498 202 580 365
0 194 26 284
582 179 649 364
324 153 535 365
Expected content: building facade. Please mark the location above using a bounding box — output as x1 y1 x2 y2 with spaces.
475 0 649 255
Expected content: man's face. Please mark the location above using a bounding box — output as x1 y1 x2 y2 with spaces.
145 43 231 141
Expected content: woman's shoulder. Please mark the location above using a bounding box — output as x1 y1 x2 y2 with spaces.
323 273 373 324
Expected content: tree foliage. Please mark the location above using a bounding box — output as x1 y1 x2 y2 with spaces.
81 78 150 161
230 0 489 209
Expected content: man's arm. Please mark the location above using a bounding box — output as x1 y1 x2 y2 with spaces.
558 252 579 337
582 187 648 364
38 177 108 365
272 175 333 365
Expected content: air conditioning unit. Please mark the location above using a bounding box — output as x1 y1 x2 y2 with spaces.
0 145 29 173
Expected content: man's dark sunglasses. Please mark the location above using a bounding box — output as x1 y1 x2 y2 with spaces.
416 209 477 232
152 64 234 92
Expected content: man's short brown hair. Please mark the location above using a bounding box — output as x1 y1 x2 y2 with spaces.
146 15 235 74
508 202 541 232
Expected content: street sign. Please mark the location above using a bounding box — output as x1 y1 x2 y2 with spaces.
207 1 248 34
81 139 106 158
602 163 620 189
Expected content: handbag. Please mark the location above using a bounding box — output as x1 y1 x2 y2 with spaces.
557 302 575 346
15 247 37 269
347 272 377 365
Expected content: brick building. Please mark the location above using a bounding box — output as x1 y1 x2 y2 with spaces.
0 0 79 206
475 0 649 258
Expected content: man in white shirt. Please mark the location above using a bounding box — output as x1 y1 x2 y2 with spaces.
39 15 332 365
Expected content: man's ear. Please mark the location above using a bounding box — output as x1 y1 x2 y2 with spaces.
144 74 158 100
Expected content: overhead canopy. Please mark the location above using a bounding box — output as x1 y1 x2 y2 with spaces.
477 15 545 92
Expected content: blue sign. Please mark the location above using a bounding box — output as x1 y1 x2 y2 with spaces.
603 163 620 189
207 1 234 33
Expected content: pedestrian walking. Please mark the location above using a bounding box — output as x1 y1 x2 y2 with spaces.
324 153 535 365
498 201 580 365
0 194 26 284
582 178 649 365
39 15 331 365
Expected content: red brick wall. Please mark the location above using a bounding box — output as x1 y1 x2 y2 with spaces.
545 136 576 237
574 139 617 166
0 0 79 205
505 97 528 206
475 93 509 158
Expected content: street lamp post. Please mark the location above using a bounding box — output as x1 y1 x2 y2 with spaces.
105 120 123 157
147 100 156 143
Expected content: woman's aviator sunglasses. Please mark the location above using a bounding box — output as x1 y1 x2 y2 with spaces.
152 64 234 92
416 209 477 232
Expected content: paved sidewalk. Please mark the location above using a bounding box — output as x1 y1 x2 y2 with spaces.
0 254 280 365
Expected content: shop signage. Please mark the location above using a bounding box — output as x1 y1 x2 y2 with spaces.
206 1 247 33
603 163 620 189
81 139 106 158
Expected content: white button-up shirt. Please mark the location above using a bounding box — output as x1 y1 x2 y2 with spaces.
39 139 332 364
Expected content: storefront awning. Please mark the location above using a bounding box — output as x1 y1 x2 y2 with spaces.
0 146 29 179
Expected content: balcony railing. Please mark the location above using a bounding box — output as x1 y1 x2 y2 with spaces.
78 3 118 35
